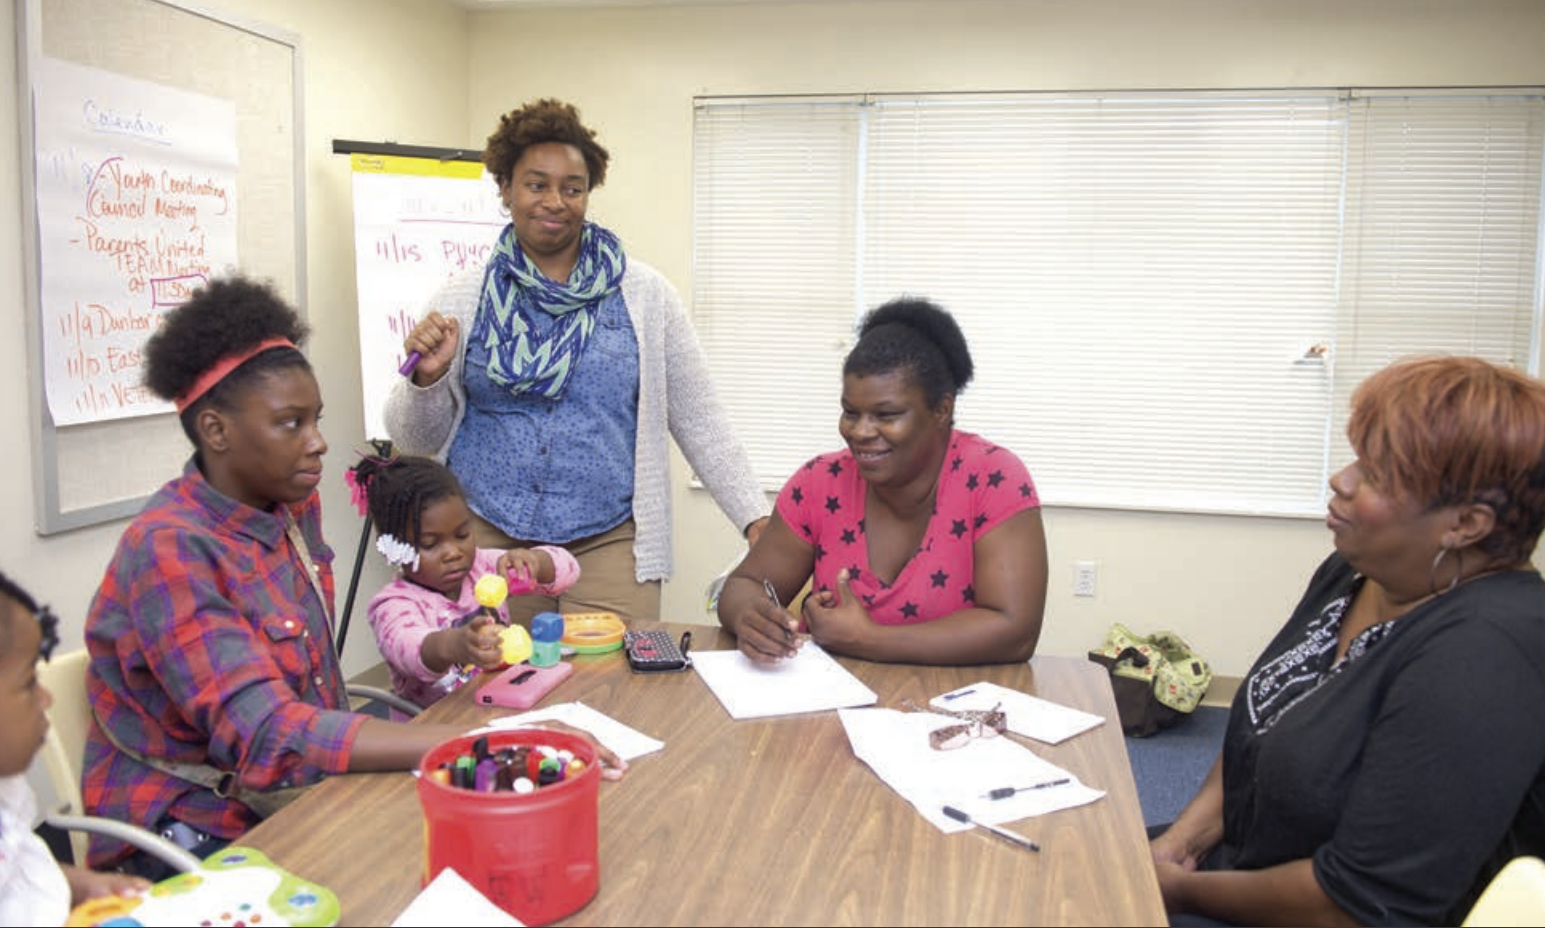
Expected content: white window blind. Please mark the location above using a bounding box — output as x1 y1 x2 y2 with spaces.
691 90 1545 517
692 99 865 482
1333 93 1545 453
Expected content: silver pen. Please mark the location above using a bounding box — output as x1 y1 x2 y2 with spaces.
762 578 794 643
762 577 781 608
943 805 1040 852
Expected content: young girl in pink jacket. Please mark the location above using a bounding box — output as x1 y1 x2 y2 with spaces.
348 451 578 709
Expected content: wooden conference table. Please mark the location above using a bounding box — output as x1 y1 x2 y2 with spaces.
241 623 1165 926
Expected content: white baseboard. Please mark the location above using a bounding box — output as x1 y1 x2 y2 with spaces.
1203 675 1240 709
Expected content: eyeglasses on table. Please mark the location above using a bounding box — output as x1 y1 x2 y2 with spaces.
900 698 1009 750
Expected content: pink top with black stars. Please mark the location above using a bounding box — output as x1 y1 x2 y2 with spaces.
776 430 1040 626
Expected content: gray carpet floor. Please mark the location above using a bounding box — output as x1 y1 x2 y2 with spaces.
1124 705 1229 828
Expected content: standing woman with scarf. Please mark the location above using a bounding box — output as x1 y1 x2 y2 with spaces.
385 98 768 624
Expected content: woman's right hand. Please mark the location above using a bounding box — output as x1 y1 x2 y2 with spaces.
404 310 460 386
1149 827 1203 871
727 581 801 664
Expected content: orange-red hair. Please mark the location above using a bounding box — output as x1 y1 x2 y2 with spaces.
1349 355 1545 562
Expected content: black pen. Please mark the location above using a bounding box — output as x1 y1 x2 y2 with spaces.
981 778 1071 800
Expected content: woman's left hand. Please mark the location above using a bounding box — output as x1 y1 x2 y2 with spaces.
802 569 875 652
1152 859 1194 914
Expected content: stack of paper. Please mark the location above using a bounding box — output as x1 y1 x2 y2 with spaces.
691 643 878 719
839 705 1105 833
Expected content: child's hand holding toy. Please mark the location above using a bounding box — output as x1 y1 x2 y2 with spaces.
456 611 506 672
497 548 556 594
474 572 533 667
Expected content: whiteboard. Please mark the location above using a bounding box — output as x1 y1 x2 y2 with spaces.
17 0 304 534
341 149 506 440
33 55 240 426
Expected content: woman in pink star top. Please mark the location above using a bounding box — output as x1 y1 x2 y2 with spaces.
717 297 1048 665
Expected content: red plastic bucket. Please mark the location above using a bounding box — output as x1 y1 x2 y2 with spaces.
416 728 599 925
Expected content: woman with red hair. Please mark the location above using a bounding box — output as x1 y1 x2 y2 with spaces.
1153 356 1545 926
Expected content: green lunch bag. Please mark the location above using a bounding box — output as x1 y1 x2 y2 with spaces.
1088 623 1213 737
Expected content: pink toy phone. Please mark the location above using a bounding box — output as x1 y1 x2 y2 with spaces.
475 661 574 710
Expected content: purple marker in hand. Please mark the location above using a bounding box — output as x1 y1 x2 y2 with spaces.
398 351 422 376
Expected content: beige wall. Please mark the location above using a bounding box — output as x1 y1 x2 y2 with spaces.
3 0 1542 690
465 0 1545 674
0 0 469 679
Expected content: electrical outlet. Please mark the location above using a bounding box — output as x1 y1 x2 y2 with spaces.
1073 560 1098 597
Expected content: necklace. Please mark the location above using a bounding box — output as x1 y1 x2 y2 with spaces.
1453 564 1529 589
1386 564 1525 620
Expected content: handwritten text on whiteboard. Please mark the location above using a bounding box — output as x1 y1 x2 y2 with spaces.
349 154 507 440
34 56 238 426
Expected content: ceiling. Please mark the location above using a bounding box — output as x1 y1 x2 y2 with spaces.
449 0 833 9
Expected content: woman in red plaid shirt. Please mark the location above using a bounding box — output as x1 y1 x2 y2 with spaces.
81 276 624 880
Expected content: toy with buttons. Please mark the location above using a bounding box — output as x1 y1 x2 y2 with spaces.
65 846 339 927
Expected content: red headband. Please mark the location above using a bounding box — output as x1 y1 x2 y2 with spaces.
173 337 298 413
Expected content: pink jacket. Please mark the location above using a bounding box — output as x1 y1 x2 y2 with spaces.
366 546 578 708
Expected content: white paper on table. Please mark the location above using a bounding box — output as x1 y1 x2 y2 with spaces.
931 680 1104 744
392 866 523 927
474 701 665 760
838 706 1105 833
691 642 878 720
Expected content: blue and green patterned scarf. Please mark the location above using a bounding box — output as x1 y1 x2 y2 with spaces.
471 221 626 399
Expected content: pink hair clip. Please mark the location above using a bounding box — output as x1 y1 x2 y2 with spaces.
343 468 369 517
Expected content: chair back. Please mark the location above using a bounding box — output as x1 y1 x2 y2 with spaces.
36 648 94 866
1464 855 1545 927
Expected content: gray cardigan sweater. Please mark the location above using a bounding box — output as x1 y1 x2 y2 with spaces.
382 258 769 582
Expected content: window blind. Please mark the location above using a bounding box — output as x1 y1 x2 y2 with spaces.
692 99 865 483
1332 93 1545 463
691 90 1545 517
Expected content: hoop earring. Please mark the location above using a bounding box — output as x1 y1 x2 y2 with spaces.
1430 545 1463 596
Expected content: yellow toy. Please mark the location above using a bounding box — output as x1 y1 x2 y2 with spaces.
474 573 508 612
500 624 533 665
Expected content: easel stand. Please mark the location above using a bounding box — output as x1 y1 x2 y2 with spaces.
335 513 373 655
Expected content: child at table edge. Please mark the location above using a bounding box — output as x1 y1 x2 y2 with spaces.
0 570 152 925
